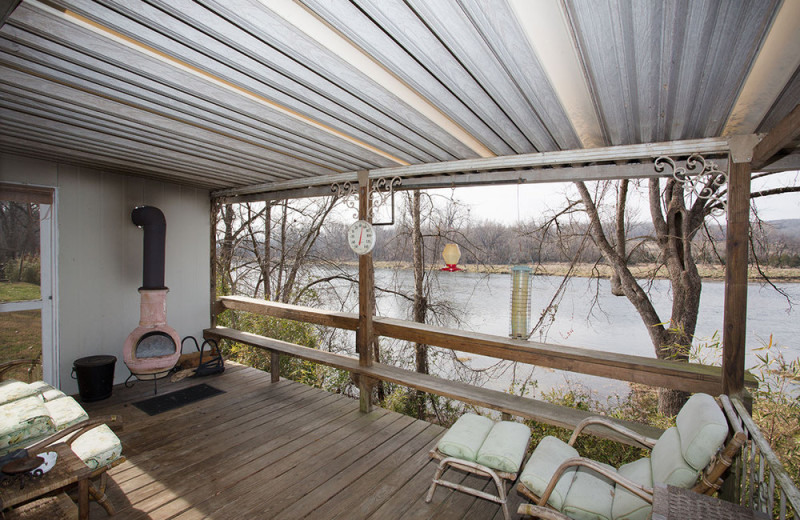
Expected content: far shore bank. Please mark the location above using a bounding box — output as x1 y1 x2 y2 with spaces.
364 261 800 282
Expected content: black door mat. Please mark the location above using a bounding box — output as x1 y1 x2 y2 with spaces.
132 383 224 416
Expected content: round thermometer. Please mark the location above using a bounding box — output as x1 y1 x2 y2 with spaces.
348 220 376 255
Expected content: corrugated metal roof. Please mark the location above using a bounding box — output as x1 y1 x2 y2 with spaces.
0 0 797 192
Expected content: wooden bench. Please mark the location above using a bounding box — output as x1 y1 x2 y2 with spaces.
204 326 664 445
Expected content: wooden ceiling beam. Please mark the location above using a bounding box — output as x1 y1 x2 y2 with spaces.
752 104 800 170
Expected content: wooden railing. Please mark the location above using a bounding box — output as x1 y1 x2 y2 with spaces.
206 295 766 446
214 295 756 395
724 396 800 519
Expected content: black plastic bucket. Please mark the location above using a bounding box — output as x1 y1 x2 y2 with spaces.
71 355 117 402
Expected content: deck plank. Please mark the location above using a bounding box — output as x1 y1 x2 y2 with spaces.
118 393 357 518
81 363 532 519
275 416 430 519
187 411 402 519
316 422 442 519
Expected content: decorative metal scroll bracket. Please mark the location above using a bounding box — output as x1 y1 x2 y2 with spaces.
331 176 402 226
654 153 728 217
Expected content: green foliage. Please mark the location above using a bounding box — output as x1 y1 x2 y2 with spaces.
380 384 464 427
216 308 357 395
2 256 40 284
750 337 800 487
768 253 800 268
523 385 663 467
382 386 421 417
217 309 320 385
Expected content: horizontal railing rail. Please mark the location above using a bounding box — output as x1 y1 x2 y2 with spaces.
215 295 757 395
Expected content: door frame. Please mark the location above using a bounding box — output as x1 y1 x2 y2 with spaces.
0 183 59 386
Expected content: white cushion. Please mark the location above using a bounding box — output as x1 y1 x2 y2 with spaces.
437 413 493 462
0 396 55 455
651 427 698 488
519 436 579 510
70 424 123 470
611 457 652 520
28 381 67 401
676 393 728 470
0 380 40 405
475 420 531 473
562 462 616 520
44 396 89 431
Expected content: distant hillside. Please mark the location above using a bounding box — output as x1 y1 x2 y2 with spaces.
765 219 800 237
628 219 800 241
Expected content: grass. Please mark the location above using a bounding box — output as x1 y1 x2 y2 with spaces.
0 309 42 381
0 283 43 380
0 282 41 302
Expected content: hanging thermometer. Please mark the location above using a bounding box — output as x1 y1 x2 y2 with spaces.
348 220 376 255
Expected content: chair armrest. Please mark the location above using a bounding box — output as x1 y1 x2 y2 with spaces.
0 358 41 381
517 503 572 519
568 417 658 449
537 456 655 507
25 415 122 453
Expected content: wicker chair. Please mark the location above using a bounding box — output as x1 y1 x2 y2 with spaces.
517 394 747 520
0 358 41 383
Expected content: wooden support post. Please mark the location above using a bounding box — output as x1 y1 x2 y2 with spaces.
270 350 280 383
357 170 375 413
752 104 800 170
722 160 751 397
210 198 219 329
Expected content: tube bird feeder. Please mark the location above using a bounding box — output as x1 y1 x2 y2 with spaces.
509 266 532 339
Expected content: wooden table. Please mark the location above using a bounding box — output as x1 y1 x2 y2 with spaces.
0 443 91 520
652 483 771 520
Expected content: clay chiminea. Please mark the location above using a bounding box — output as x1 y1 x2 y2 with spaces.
122 206 180 387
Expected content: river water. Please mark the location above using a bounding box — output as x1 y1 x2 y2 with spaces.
351 268 799 400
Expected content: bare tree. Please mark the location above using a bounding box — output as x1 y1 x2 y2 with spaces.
574 162 800 415
0 202 40 274
410 191 429 418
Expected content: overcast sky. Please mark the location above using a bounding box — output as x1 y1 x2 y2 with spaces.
432 170 800 225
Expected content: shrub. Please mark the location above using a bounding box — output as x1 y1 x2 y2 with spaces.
750 338 800 488
2 256 40 284
21 257 40 284
2 259 18 282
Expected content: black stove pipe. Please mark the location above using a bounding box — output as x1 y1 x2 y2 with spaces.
131 206 167 290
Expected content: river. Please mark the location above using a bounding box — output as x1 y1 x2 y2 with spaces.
349 268 800 400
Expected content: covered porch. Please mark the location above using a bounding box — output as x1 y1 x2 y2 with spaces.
1 0 799 518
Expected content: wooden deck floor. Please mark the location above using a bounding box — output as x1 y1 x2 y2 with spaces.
81 362 528 519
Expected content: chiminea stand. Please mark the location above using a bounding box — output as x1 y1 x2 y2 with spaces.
124 370 173 395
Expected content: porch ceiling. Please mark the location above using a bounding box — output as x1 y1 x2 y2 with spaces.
0 0 798 193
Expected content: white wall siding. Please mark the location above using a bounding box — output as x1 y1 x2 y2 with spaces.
1 152 210 395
